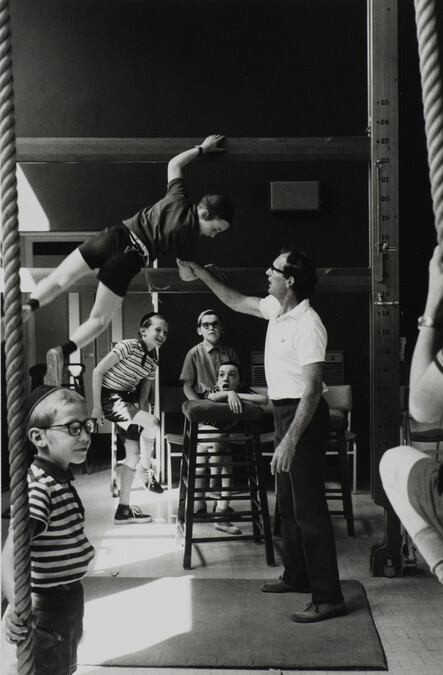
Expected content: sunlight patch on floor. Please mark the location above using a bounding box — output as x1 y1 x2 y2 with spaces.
79 577 193 664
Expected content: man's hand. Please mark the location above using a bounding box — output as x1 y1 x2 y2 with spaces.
227 391 242 414
177 259 204 277
5 609 29 644
200 134 225 153
270 435 296 475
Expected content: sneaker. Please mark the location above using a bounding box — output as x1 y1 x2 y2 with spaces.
135 465 163 493
214 521 242 535
44 346 64 386
114 505 152 525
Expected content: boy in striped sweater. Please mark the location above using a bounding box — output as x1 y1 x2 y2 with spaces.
92 312 167 524
2 385 96 674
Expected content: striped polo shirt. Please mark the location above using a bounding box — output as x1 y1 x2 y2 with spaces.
28 456 95 589
102 339 158 392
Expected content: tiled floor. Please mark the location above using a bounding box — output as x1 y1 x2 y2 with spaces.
3 466 443 675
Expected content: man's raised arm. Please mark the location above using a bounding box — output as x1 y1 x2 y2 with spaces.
177 260 263 318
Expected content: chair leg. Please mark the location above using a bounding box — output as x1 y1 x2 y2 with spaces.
252 423 275 566
337 430 354 536
177 420 190 526
183 422 198 570
167 440 172 492
111 424 119 497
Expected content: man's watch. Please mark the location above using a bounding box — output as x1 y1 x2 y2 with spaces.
418 315 440 329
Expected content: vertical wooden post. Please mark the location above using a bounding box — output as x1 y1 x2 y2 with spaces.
368 0 402 576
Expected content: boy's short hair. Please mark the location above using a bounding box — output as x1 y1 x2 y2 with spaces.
199 194 234 225
197 309 223 326
139 311 167 328
25 385 85 435
219 360 243 381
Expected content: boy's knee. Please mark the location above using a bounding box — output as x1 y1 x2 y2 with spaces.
379 446 403 484
137 412 159 437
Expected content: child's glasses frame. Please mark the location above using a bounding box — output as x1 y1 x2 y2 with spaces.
200 321 222 329
39 418 97 436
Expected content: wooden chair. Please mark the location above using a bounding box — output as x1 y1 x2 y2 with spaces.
177 399 275 569
323 385 355 536
159 386 187 490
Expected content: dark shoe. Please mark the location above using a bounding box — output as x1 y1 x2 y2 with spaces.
193 504 208 521
44 346 64 386
114 505 152 525
291 600 347 623
148 473 164 494
261 577 311 594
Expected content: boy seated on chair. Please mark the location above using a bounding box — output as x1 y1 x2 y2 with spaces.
196 360 268 535
1 385 95 675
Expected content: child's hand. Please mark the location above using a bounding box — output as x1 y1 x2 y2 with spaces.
92 406 105 426
227 391 242 414
200 134 225 153
5 608 29 644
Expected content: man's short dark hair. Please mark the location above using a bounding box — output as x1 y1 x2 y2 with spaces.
280 247 318 301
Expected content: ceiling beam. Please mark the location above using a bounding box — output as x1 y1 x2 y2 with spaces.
16 137 371 163
1 267 371 294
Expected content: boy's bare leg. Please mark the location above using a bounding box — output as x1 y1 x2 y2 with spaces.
215 450 231 512
44 282 123 385
119 439 140 507
27 249 91 311
194 444 208 513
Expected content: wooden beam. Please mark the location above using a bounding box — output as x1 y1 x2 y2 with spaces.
16 137 371 163
0 267 371 294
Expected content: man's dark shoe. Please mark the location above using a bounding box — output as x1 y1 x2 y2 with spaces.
291 600 347 623
261 577 311 594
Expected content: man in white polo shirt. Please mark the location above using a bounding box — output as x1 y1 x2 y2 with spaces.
177 248 346 623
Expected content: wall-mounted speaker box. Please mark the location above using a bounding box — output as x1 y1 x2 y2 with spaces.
270 181 321 212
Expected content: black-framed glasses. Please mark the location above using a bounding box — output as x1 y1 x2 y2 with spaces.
200 321 222 329
270 264 285 276
40 418 97 437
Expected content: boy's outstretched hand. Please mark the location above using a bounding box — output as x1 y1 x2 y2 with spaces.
200 134 226 153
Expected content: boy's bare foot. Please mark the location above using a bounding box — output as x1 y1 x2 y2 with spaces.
44 346 64 386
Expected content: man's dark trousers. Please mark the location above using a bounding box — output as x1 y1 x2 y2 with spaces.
274 396 344 604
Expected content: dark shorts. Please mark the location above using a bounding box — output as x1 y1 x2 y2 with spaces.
32 581 84 675
408 458 443 539
101 387 140 441
78 224 145 297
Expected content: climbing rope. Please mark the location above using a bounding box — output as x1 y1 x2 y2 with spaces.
414 0 443 255
0 1 35 672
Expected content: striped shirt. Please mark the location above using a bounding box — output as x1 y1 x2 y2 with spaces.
102 339 158 392
28 456 95 589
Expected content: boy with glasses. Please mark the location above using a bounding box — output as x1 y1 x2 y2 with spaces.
180 310 239 524
2 385 95 674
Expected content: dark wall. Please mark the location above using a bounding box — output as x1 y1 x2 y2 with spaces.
10 0 375 479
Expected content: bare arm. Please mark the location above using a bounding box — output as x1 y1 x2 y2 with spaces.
92 351 121 424
410 246 443 423
271 362 323 474
138 378 153 411
208 390 268 405
176 260 263 318
183 381 201 401
2 531 30 643
167 134 225 182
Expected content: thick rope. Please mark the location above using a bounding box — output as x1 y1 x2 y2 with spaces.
0 1 35 673
414 0 443 256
